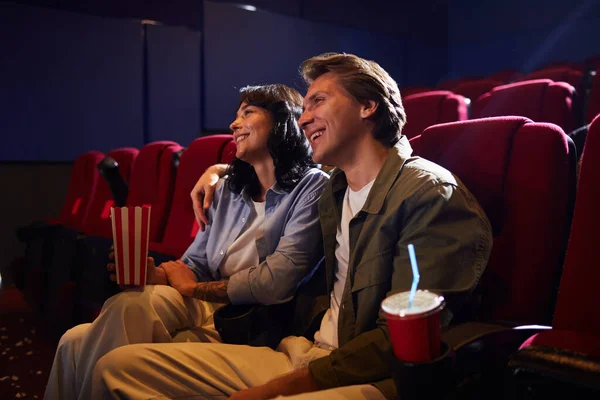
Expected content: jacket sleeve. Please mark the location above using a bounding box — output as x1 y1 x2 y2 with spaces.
308 182 493 390
228 172 329 305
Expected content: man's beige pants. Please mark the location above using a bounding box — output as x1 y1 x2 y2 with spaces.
92 336 386 399
44 285 223 400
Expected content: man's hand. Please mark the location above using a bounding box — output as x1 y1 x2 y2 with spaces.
228 368 320 400
107 254 168 287
191 163 228 232
160 260 198 297
228 386 271 400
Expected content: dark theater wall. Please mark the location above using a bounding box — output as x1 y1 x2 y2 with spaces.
0 0 448 158
447 0 600 79
146 24 202 144
203 1 446 130
0 2 144 161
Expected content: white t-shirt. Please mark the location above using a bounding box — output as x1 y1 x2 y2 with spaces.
218 200 265 277
314 179 375 348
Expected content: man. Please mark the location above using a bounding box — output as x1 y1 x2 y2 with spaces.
91 53 492 399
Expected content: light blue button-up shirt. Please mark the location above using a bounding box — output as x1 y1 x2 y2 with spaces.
181 168 329 305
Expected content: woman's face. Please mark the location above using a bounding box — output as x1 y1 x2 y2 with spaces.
230 102 274 165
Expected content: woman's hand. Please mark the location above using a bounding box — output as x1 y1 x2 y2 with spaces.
191 164 228 231
107 253 168 286
160 260 198 297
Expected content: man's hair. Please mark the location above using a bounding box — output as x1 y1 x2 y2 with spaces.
227 84 315 197
301 53 406 147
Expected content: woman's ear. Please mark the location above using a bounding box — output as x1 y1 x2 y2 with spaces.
360 100 379 119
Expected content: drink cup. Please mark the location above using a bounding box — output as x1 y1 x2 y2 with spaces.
110 206 151 286
382 290 445 363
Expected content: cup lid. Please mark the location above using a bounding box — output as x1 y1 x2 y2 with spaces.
381 290 445 318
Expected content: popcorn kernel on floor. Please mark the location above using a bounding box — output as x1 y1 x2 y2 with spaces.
0 286 58 400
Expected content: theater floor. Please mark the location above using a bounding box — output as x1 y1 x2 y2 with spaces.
0 284 58 399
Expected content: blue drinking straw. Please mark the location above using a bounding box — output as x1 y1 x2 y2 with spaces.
407 244 420 308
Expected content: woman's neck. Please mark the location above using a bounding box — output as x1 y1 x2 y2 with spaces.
252 158 276 202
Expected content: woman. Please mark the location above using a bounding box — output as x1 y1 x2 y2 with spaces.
44 84 329 400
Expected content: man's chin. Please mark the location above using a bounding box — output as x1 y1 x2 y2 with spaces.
312 150 328 166
312 155 325 165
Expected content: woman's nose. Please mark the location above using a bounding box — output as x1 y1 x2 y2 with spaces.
229 118 241 132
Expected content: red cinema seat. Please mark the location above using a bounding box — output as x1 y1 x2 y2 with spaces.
437 77 481 91
125 141 183 243
14 151 104 291
472 79 576 133
401 86 433 97
452 79 504 102
149 134 233 258
81 147 139 237
55 151 106 231
487 69 524 83
508 114 600 397
402 91 469 139
523 67 584 94
410 117 574 325
220 138 237 164
407 117 576 398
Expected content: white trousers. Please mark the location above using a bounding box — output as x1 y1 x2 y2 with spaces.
93 336 386 400
44 285 222 400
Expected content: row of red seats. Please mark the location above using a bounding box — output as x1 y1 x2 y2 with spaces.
15 135 238 328
406 54 600 98
402 70 600 141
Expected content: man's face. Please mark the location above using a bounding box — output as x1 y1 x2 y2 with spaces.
299 72 368 166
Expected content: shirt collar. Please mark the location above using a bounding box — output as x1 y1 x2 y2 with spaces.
240 181 286 203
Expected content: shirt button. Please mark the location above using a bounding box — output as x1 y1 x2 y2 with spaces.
220 250 224 255
242 218 246 223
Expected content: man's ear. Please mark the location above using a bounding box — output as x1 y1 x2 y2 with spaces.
360 100 379 119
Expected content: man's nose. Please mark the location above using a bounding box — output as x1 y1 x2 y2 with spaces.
298 110 313 130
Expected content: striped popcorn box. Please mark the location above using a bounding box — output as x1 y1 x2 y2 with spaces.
110 206 151 286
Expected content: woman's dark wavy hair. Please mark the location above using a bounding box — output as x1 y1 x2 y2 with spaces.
227 84 316 197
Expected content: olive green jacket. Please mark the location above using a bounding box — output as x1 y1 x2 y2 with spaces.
307 137 493 397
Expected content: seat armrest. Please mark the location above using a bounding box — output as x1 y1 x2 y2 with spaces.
509 345 600 396
445 322 550 371
441 322 551 397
